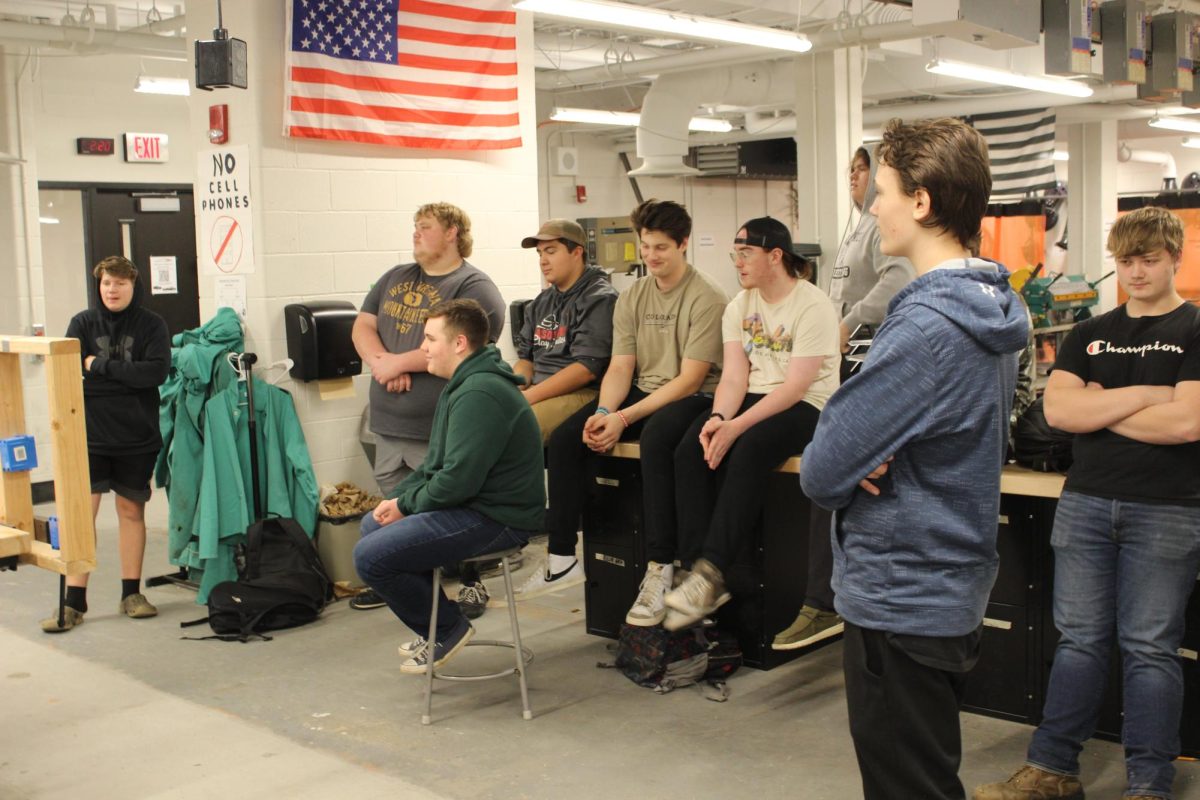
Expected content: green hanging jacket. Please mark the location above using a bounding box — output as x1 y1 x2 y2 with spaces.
184 377 320 603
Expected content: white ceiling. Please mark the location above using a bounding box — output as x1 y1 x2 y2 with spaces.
0 0 1197 143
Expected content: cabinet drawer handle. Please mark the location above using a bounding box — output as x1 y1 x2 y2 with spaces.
983 617 1013 631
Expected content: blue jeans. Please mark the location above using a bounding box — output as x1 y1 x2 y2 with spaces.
1028 490 1200 798
352 508 530 639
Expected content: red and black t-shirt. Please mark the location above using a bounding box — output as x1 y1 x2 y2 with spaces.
1053 301 1200 505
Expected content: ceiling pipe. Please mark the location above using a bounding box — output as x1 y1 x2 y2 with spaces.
862 85 1137 125
538 20 920 91
1118 141 1178 188
631 61 794 175
0 19 185 57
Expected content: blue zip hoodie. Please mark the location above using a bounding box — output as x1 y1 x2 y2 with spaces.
800 259 1029 637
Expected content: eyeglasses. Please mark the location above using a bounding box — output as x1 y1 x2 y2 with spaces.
729 247 760 264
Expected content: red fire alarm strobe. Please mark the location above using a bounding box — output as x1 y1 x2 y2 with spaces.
576 185 587 204
209 104 229 144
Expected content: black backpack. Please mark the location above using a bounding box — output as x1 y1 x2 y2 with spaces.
183 516 332 642
1013 396 1074 474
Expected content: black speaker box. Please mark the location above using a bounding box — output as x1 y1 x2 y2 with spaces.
195 36 248 90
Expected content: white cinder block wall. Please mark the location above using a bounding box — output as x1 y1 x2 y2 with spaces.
187 0 542 491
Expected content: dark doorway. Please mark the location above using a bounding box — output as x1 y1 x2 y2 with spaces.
85 185 200 335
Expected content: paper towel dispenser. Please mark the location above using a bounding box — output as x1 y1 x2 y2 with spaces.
284 301 362 381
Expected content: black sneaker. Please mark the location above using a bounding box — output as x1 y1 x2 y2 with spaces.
457 581 489 619
349 589 386 610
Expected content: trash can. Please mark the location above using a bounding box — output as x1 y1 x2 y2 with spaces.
316 512 366 589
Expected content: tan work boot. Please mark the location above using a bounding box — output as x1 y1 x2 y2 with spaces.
972 765 1084 800
119 593 158 618
40 606 84 633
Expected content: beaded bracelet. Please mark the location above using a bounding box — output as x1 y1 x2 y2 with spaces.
596 406 611 416
616 410 631 428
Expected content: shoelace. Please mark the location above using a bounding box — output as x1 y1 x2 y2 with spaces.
675 574 711 606
634 571 666 607
459 585 486 604
402 636 427 654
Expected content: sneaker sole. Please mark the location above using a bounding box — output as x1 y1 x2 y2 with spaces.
349 599 387 610
400 625 475 674
662 592 731 631
624 609 667 627
771 620 845 651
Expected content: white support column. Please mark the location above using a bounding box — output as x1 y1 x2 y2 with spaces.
795 49 861 292
1065 120 1119 311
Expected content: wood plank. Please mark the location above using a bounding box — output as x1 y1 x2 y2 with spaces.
609 442 801 474
0 352 34 534
0 335 79 357
0 524 31 558
606 442 1065 499
20 539 95 576
44 349 95 567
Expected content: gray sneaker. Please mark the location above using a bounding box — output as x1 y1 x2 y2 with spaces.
771 605 843 650
625 561 672 627
399 620 474 674
663 559 730 631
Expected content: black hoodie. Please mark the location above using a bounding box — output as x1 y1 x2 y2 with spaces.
516 266 618 385
65 277 171 455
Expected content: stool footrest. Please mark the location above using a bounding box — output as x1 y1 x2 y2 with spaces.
435 640 533 681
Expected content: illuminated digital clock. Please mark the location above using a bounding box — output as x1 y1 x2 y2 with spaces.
76 137 115 155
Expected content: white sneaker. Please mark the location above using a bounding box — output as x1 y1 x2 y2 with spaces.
513 557 585 599
663 559 730 631
398 636 427 659
625 561 672 627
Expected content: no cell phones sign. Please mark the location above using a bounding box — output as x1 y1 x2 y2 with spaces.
197 145 256 275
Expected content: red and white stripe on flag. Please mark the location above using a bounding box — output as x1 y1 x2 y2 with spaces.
284 0 520 151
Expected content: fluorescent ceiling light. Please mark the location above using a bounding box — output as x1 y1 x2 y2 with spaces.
926 59 1093 98
38 216 60 225
514 0 812 54
1148 115 1200 133
1183 137 1200 149
551 106 733 133
134 76 190 96
1053 150 1069 161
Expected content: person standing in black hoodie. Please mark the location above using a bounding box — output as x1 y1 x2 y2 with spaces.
41 256 170 632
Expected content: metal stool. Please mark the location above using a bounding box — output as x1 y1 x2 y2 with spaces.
422 545 533 725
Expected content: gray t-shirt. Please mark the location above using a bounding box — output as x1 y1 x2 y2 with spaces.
361 260 505 439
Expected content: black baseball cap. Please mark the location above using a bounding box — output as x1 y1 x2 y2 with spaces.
735 217 808 268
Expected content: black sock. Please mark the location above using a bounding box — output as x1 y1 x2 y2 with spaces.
65 586 88 614
121 579 140 600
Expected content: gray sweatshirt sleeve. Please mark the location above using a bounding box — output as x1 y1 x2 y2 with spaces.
841 226 916 332
568 290 617 378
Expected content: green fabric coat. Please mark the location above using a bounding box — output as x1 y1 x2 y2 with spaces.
392 345 545 533
156 308 243 565
182 377 320 603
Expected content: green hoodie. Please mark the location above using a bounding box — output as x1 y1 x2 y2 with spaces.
392 345 545 532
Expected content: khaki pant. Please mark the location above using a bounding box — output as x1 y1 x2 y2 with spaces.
530 389 598 446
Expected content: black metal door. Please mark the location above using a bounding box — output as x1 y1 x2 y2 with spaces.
86 187 200 335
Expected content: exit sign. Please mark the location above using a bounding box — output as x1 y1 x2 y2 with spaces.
123 132 169 163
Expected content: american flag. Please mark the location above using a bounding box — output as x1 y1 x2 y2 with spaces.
965 108 1057 198
284 0 520 151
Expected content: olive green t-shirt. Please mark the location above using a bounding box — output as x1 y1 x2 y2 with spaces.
612 265 726 393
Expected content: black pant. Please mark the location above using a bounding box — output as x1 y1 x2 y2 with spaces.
674 396 820 573
843 623 971 800
804 504 836 611
545 389 711 558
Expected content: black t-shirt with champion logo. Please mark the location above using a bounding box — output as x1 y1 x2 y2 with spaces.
1053 301 1200 505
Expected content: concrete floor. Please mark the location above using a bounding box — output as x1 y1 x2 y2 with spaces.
1 495 1197 800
